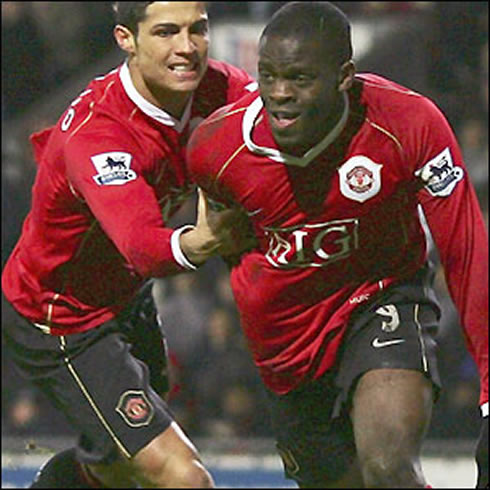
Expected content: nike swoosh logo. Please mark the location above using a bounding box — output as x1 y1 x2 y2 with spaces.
372 337 406 348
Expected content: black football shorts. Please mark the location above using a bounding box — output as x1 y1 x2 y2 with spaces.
3 281 173 465
265 267 442 486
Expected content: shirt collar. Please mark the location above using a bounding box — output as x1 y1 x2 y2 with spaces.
242 92 350 167
119 62 193 133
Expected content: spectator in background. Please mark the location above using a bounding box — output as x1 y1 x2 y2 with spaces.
155 274 214 370
213 264 237 307
152 274 214 423
190 307 268 438
1 133 33 266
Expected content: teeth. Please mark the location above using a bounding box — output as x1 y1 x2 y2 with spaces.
276 113 297 120
171 64 195 72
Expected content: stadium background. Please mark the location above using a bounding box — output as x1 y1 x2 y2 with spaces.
1 2 487 487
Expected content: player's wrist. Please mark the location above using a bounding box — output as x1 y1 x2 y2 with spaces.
176 226 220 267
171 226 199 270
481 401 489 418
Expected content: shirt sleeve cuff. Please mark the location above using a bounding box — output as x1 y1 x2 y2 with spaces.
171 225 199 271
481 401 489 417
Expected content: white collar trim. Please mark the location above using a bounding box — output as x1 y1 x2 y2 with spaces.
242 92 349 167
119 62 193 133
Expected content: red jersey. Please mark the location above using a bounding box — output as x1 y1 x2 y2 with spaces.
188 74 488 409
2 59 256 335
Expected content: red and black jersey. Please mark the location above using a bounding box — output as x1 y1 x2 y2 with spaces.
188 73 488 409
2 59 256 334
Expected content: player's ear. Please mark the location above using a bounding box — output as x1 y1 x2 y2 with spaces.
114 25 137 55
338 60 355 92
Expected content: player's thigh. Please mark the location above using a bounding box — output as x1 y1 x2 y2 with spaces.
335 296 440 477
336 299 441 411
30 323 175 469
351 368 433 463
265 373 363 488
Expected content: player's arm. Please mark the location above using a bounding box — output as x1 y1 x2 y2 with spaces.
65 134 225 276
410 99 488 487
186 114 258 265
414 108 488 410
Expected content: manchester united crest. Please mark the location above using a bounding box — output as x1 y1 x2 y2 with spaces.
116 390 154 427
338 156 383 202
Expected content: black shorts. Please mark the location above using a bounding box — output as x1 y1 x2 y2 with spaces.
2 281 173 465
266 268 442 486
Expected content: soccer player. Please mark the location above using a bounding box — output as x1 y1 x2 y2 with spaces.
1 2 256 488
187 2 489 488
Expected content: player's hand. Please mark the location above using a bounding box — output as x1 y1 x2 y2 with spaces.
200 189 257 262
179 189 256 266
476 416 488 488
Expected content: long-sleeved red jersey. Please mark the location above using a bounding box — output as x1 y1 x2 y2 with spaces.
187 73 488 411
2 59 256 334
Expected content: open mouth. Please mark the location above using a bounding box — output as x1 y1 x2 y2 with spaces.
168 62 200 79
270 111 301 129
169 62 198 72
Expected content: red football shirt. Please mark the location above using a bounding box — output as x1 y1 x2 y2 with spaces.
2 59 256 334
188 74 488 409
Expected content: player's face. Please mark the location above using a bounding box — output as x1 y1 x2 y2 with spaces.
115 2 209 112
258 34 350 156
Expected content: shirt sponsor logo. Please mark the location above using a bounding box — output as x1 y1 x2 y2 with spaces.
91 151 137 186
415 147 463 197
264 218 359 268
338 156 383 203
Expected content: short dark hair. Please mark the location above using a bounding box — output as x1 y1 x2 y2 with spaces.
112 2 154 34
112 2 209 35
261 1 353 66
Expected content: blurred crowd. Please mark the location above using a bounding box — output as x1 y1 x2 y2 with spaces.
2 2 488 442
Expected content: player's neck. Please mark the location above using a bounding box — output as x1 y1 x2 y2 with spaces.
128 66 192 120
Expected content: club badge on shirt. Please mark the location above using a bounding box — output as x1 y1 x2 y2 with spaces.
338 156 383 203
415 147 463 197
91 151 137 186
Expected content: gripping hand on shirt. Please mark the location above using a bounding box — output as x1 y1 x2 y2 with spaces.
179 188 257 267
